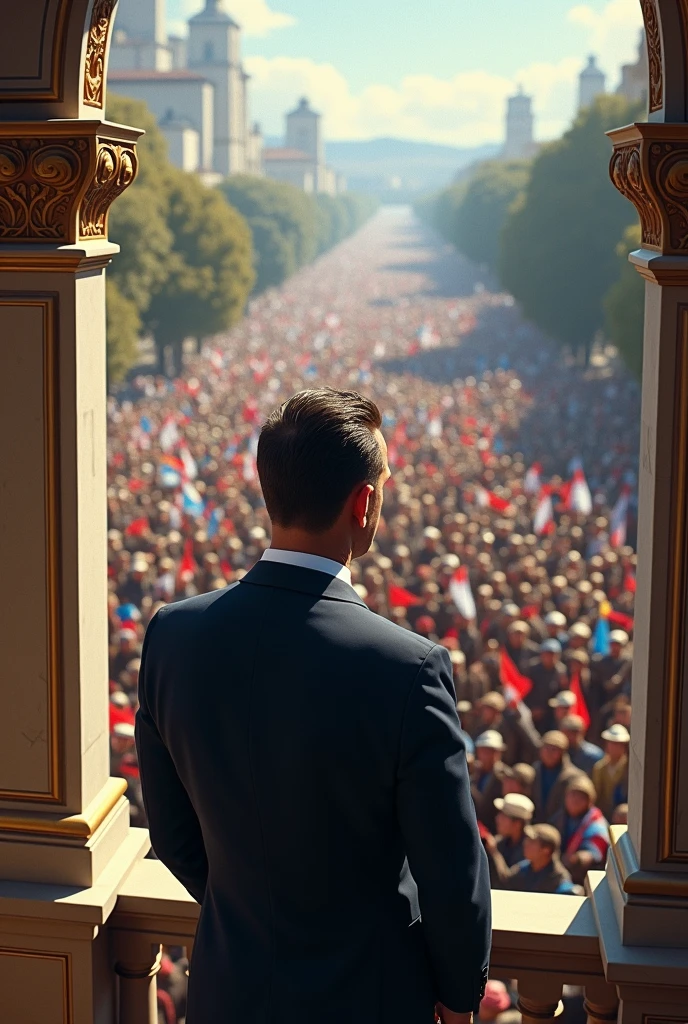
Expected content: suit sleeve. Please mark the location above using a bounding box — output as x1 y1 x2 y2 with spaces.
135 612 209 904
397 645 492 1014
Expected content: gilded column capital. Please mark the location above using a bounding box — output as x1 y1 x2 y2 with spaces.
0 120 141 246
609 122 688 256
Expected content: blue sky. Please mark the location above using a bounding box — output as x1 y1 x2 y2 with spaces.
167 0 645 145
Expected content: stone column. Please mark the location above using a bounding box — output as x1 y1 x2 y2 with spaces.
0 3 150 1021
588 2 688 1017
115 945 162 1024
516 976 564 1023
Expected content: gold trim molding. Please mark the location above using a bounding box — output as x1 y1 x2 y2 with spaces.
0 778 127 839
640 0 663 114
609 827 688 895
84 0 118 108
0 947 72 1023
0 121 140 245
0 294 63 804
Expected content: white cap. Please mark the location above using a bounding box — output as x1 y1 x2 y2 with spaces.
494 793 535 822
548 690 577 710
113 722 135 739
545 611 567 627
423 526 442 540
610 630 629 645
570 622 592 640
601 723 631 743
475 730 507 751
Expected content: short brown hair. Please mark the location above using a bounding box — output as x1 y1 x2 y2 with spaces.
257 388 383 532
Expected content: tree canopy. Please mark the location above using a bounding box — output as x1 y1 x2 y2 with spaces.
500 94 641 361
605 224 644 378
452 161 531 271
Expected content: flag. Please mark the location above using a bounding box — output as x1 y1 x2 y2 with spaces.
568 467 593 515
593 600 611 656
124 516 148 537
449 566 477 620
158 464 181 488
389 584 423 608
524 462 542 495
476 486 511 512
182 481 205 517
177 538 197 585
159 416 179 453
609 609 634 632
500 649 532 705
569 665 591 731
207 506 224 540
180 445 198 481
624 568 637 593
533 488 555 536
610 486 630 548
140 415 152 434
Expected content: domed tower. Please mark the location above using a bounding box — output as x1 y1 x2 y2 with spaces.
579 55 606 112
286 98 324 169
188 0 247 175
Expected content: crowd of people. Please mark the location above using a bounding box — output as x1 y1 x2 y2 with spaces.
107 208 639 1024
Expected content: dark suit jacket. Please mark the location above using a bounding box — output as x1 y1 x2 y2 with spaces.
136 559 491 1023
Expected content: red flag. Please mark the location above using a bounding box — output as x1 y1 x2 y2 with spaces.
177 538 197 585
124 516 149 537
389 584 423 608
609 609 634 632
624 569 637 594
499 650 532 705
569 668 591 732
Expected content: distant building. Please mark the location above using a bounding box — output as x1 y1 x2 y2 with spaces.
263 97 343 195
579 55 606 111
503 87 536 160
618 31 649 107
108 0 262 178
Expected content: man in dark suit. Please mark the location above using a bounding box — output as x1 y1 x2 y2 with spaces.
136 388 491 1024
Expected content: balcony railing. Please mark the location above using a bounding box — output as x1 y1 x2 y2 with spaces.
108 861 620 1024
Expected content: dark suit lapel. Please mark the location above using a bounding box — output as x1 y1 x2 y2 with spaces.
240 558 369 609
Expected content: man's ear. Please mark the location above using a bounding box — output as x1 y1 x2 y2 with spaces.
352 483 374 528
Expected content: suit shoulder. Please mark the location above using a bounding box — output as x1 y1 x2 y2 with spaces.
345 604 437 661
151 583 240 635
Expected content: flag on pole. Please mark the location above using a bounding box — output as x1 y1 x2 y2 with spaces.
158 464 181 488
568 467 593 515
610 486 630 548
182 481 205 517
499 649 533 706
179 445 198 481
475 486 511 512
177 539 197 585
124 516 149 537
569 664 591 731
524 462 542 495
449 566 477 620
159 415 179 453
533 487 555 536
593 600 612 656
207 506 224 540
388 584 423 608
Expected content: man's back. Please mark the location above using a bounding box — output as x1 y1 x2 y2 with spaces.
137 559 491 1023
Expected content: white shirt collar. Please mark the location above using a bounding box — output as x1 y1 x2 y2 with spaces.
261 547 353 587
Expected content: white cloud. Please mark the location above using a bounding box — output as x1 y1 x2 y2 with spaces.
247 0 645 146
171 0 295 38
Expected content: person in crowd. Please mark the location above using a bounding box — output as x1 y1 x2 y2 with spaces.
593 723 631 820
475 980 520 1023
551 777 610 885
475 691 541 766
532 731 584 823
471 730 508 834
548 690 578 728
560 714 604 776
484 792 535 887
490 823 576 894
526 640 568 731
497 763 536 801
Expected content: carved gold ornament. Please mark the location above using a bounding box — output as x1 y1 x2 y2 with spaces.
80 143 138 238
609 123 688 256
84 0 118 108
0 122 140 244
640 0 663 114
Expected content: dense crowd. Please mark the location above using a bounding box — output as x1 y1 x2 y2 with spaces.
107 208 639 1023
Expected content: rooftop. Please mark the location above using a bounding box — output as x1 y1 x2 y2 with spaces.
263 147 313 162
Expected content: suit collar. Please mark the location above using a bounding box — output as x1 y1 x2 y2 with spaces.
240 558 369 609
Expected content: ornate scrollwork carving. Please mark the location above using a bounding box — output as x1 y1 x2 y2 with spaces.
80 142 138 238
649 142 688 251
84 0 117 108
610 142 662 248
0 139 87 241
640 0 663 114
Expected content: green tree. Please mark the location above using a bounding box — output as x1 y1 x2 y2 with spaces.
451 160 530 271
249 215 296 292
500 94 641 363
144 171 255 374
605 224 644 378
106 280 141 384
219 175 318 271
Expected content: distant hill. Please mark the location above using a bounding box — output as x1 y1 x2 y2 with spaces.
263 136 500 198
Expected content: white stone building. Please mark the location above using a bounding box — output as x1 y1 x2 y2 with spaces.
502 87 537 161
264 98 342 195
579 55 607 112
108 0 262 178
